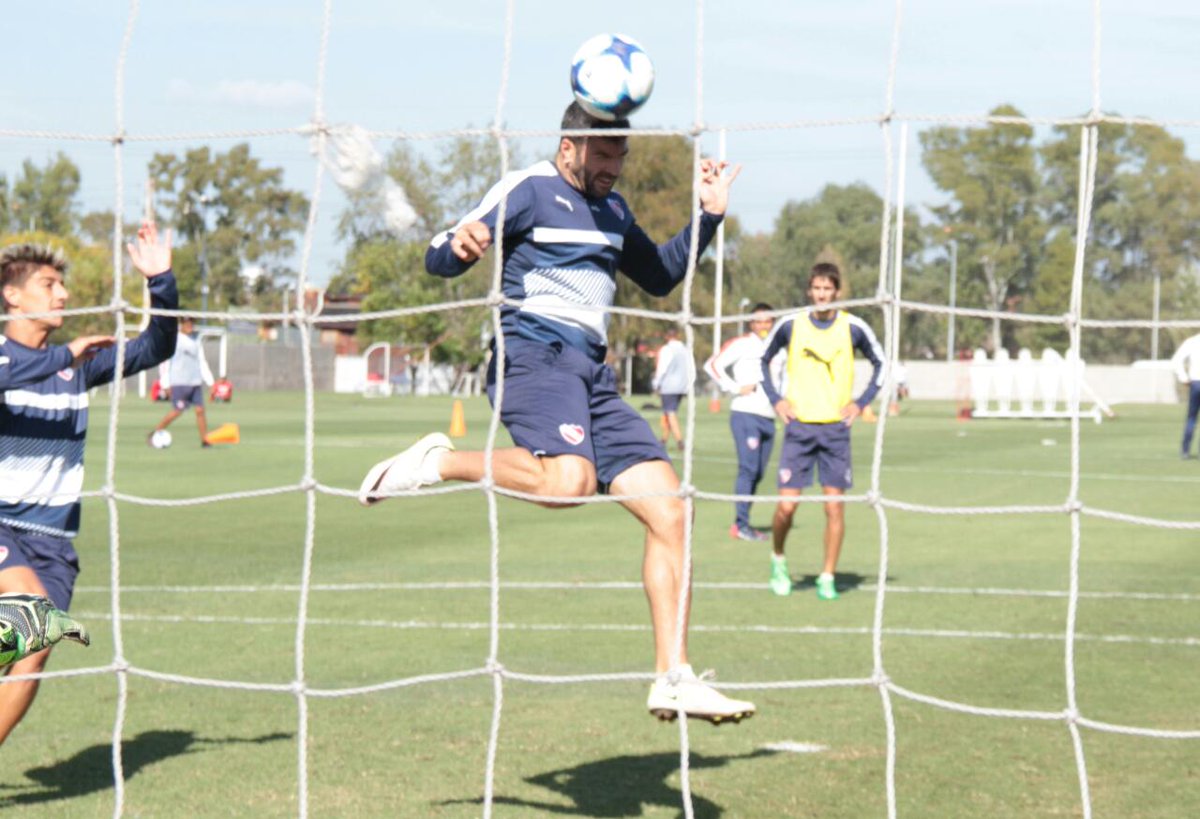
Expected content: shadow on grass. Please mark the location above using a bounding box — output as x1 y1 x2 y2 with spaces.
791 571 874 595
444 747 777 817
0 729 291 808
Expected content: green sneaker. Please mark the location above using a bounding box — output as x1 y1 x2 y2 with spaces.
769 556 792 596
816 573 839 601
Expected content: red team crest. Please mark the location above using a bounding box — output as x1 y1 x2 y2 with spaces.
779 468 792 484
746 436 760 451
607 199 624 220
558 423 586 446
57 368 75 382
0 546 7 564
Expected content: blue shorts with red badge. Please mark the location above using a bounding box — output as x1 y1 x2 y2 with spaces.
777 420 853 490
487 338 669 486
0 521 80 611
171 385 204 410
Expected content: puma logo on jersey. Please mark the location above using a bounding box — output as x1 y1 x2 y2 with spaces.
554 195 574 212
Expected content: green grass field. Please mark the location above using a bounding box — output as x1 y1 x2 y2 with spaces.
2 392 1197 817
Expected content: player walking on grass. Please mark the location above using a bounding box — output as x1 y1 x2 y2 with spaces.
149 316 214 448
1171 331 1200 460
652 326 691 451
0 224 176 743
359 101 754 724
703 303 780 542
759 263 884 600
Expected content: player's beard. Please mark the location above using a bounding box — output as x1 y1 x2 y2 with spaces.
584 168 616 198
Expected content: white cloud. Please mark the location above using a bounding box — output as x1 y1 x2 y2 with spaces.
165 78 313 109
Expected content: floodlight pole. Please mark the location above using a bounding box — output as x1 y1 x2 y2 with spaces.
737 298 750 337
946 238 958 362
1151 270 1161 360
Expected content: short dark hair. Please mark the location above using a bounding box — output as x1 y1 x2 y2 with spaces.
561 101 630 146
809 262 841 291
1 243 69 312
750 302 773 314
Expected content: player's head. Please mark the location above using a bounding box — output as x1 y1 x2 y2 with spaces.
180 316 195 333
0 243 70 327
557 101 630 199
749 302 775 338
664 325 679 340
807 263 841 309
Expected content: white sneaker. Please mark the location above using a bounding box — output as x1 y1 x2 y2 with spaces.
646 665 756 725
358 433 454 506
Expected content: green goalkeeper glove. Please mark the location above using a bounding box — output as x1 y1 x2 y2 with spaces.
0 594 90 667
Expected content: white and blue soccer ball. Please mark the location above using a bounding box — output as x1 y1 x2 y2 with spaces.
150 429 173 450
570 33 655 121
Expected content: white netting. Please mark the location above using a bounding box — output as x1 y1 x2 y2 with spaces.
4 0 1200 817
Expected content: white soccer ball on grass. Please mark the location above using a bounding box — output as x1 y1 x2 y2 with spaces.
150 429 173 450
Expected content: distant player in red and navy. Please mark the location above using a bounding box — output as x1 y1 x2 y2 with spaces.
651 326 691 451
759 263 884 601
0 223 176 744
704 303 782 542
359 101 755 724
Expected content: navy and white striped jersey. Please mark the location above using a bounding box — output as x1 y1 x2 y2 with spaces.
0 272 178 537
425 160 722 362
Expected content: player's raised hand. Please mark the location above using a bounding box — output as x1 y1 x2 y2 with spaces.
450 221 492 262
67 334 116 366
126 220 172 277
697 158 742 216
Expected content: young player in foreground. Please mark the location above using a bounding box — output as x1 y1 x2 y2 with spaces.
759 263 884 600
0 224 176 743
360 102 754 724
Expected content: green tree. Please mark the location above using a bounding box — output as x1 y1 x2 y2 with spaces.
148 144 309 310
1040 121 1200 361
7 153 82 236
921 104 1046 353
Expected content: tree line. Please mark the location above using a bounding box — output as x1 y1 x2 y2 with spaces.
4 103 1197 363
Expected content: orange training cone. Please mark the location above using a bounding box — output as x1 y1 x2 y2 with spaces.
449 399 467 438
708 395 721 413
205 422 241 445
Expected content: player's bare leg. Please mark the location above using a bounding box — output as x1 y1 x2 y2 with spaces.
359 433 598 508
664 412 684 449
769 489 802 596
152 407 184 433
817 486 845 600
613 460 755 723
0 566 50 745
194 405 209 445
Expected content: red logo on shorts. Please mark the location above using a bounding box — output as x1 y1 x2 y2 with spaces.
558 424 586 446
747 436 759 451
779 468 792 484
0 546 8 564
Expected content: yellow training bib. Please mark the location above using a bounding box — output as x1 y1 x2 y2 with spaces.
784 311 854 423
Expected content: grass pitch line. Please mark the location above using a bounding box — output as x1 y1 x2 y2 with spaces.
71 610 1200 648
74 581 1200 602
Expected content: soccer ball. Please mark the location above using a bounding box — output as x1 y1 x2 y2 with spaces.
150 429 173 450
570 33 654 121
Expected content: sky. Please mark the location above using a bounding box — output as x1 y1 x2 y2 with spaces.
3 0 1199 292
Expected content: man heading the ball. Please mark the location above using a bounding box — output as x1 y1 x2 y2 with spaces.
0 224 176 743
359 101 754 724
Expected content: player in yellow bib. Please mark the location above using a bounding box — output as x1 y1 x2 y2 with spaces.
758 263 885 599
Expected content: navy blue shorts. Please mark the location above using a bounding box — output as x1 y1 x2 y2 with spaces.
0 521 80 611
660 394 685 413
487 338 669 486
777 420 853 490
171 385 204 410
